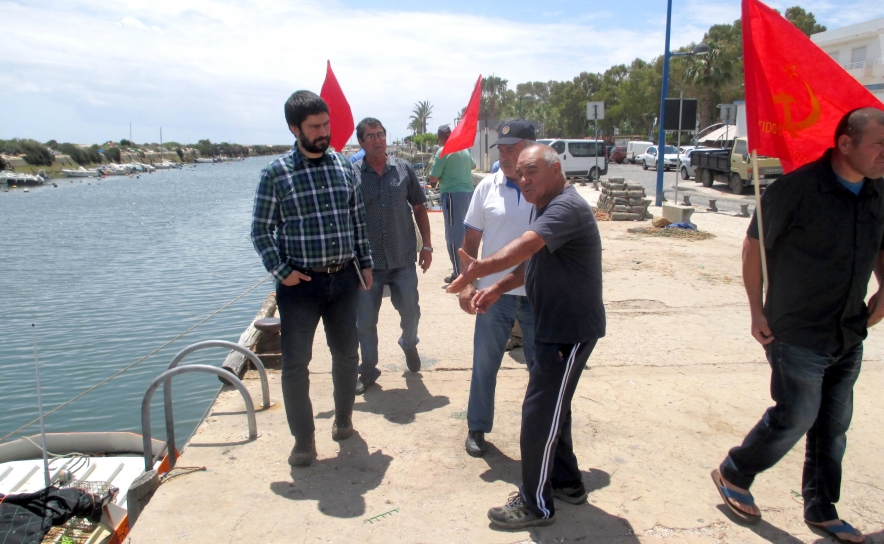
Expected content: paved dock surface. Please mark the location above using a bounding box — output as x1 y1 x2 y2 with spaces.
129 184 884 543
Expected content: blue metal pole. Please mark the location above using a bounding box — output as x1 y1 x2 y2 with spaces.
655 0 674 207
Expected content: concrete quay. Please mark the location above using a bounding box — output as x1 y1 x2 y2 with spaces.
128 184 884 543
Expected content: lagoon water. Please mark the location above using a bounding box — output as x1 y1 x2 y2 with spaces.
0 158 274 447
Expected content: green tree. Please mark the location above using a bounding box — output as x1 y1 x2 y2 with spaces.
21 140 52 166
480 75 510 124
682 39 736 130
409 101 433 134
413 133 438 152
785 6 826 36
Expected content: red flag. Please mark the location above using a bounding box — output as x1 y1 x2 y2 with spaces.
441 75 482 157
743 0 882 173
319 61 354 152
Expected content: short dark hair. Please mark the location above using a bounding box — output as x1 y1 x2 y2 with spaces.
356 117 386 141
284 91 329 130
437 125 452 138
834 107 884 147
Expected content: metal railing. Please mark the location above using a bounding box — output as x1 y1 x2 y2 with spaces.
141 341 271 471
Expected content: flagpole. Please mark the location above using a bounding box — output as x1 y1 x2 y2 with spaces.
751 149 769 295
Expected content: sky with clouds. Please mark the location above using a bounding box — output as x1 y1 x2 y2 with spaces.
1 0 882 147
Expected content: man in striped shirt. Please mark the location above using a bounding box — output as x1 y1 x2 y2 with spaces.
251 90 374 467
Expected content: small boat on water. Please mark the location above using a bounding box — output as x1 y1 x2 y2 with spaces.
1 171 46 186
97 164 129 176
125 162 156 173
194 158 214 164
0 432 172 544
153 160 181 170
62 166 99 178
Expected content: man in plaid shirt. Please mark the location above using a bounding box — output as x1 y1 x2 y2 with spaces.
251 90 373 467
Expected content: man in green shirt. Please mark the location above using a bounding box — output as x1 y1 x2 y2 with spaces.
428 125 476 283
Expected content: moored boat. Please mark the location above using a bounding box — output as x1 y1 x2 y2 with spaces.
0 432 172 544
98 164 129 176
1 171 46 186
62 166 99 178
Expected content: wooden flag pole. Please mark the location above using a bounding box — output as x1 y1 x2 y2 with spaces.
751 149 769 296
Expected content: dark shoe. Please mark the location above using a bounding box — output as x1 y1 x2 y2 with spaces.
288 435 316 467
488 491 554 530
552 483 588 504
465 430 486 457
404 347 421 372
355 377 376 395
332 411 353 441
443 274 454 284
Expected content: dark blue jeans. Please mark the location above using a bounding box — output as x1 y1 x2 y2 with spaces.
441 191 472 276
356 265 421 383
276 266 360 440
721 340 862 523
467 294 536 433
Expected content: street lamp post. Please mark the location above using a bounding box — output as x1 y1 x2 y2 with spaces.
654 1 710 206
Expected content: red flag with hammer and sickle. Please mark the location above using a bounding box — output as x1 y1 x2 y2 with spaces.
743 0 882 173
319 61 354 152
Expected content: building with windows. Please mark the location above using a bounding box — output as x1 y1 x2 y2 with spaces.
811 18 884 103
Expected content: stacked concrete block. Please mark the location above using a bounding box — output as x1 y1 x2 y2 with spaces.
597 178 650 221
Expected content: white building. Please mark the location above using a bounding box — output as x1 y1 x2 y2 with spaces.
811 18 884 103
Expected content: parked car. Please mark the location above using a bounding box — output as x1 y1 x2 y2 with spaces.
637 145 680 171
537 139 608 181
679 147 717 179
610 145 627 164
626 141 653 164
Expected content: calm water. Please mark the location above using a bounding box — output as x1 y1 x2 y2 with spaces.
0 158 274 447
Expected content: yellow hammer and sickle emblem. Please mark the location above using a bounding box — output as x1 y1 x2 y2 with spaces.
773 80 821 138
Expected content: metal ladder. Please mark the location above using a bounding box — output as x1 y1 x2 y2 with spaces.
140 340 271 472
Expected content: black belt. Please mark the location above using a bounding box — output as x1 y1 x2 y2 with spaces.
301 261 348 274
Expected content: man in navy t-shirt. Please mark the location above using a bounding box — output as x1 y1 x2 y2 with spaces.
448 144 605 529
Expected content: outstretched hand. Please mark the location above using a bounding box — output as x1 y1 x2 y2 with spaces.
472 287 501 314
446 249 481 293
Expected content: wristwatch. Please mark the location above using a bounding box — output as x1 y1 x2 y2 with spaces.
422 246 433 252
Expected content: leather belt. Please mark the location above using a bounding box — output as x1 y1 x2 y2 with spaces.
304 262 347 274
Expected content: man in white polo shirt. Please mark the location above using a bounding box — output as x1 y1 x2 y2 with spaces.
457 120 537 457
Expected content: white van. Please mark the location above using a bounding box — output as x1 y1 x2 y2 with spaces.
536 139 608 181
625 141 653 164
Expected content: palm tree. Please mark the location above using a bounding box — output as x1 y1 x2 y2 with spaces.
683 41 734 129
409 101 434 134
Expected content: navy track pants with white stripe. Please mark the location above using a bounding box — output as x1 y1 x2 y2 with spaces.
519 339 597 518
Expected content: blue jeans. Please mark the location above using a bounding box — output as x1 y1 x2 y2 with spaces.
276 266 360 440
441 191 473 276
721 340 863 523
467 294 536 433
356 265 420 383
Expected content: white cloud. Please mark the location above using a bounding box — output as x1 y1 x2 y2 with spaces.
0 0 880 145
121 16 147 29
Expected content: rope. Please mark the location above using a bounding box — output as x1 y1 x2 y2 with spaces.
0 273 273 444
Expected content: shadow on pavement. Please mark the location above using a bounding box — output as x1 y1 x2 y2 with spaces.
269 431 392 518
713 505 805 544
318 372 449 425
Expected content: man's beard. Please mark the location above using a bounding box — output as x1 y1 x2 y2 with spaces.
299 133 330 154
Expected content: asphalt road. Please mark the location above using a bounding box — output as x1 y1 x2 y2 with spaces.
600 161 760 216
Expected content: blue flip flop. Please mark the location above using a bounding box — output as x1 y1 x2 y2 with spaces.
806 520 865 544
711 469 761 524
